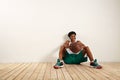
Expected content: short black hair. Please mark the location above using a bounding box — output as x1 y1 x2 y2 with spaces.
68 31 76 37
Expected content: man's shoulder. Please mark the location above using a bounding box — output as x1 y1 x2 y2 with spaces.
76 40 81 42
65 40 70 43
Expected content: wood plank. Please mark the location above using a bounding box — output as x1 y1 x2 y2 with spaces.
28 63 43 80
65 64 80 80
43 62 52 80
80 64 110 80
61 64 72 80
71 64 87 80
0 63 12 70
0 64 14 75
1 63 26 80
6 63 30 80
76 64 109 80
21 63 38 80
0 62 120 80
73 64 94 80
100 63 120 80
36 62 47 80
56 66 65 80
0 63 20 75
51 62 58 80
0 63 21 79
14 63 32 80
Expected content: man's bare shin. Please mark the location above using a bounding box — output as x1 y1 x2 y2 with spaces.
84 46 94 61
59 46 65 60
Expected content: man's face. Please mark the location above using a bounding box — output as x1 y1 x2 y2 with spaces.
70 34 76 41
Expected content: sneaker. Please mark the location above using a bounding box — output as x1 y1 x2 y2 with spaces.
53 59 64 69
90 59 102 69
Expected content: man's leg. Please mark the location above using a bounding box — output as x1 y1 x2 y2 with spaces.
82 46 102 69
54 45 66 69
82 46 94 61
59 45 66 60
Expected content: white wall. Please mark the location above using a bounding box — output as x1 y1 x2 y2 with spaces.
0 0 120 63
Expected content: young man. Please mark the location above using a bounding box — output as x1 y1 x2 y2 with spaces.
54 31 102 69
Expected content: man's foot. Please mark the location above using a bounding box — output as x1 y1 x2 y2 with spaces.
90 59 102 69
53 59 64 69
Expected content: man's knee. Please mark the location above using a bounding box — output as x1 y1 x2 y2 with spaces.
60 45 65 49
84 46 89 49
82 46 89 52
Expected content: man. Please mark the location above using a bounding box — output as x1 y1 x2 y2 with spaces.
54 31 102 69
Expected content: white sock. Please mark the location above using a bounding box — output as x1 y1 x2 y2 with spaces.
90 60 94 63
60 59 64 63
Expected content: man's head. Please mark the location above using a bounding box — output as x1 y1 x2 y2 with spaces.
68 31 76 41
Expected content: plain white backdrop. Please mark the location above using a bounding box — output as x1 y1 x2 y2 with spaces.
0 0 120 63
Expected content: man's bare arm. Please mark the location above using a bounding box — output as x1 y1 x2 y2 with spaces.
63 40 70 48
77 40 86 47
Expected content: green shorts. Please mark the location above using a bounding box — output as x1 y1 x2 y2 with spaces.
63 50 88 64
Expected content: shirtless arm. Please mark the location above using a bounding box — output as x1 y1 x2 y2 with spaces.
59 40 70 59
77 40 86 48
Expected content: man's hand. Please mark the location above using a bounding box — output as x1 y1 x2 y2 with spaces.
63 40 70 48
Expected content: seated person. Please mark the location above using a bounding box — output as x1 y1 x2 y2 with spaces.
54 31 102 69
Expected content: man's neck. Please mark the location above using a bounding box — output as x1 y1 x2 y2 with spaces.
71 40 76 43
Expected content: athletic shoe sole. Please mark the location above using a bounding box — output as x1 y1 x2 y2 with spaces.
53 65 64 69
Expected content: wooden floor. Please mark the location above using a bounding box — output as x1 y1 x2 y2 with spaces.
0 62 120 80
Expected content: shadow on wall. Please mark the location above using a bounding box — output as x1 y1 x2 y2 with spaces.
63 33 69 41
43 46 59 62
41 34 69 62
